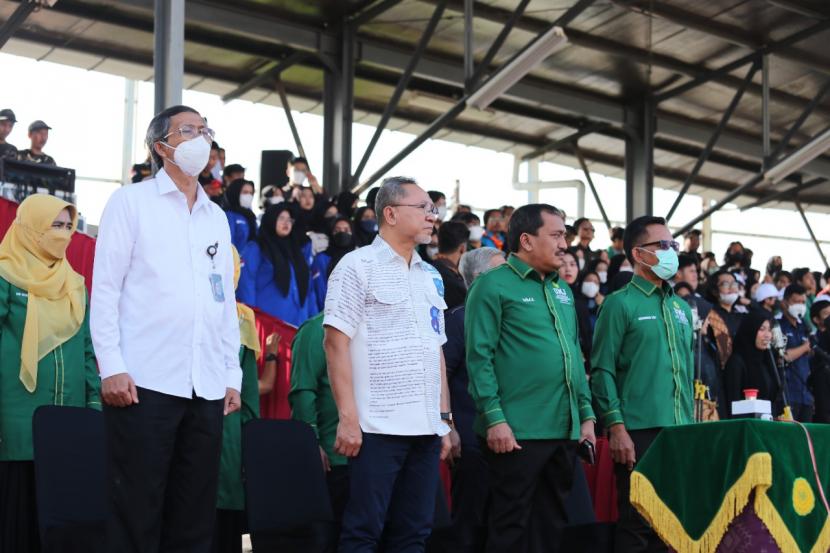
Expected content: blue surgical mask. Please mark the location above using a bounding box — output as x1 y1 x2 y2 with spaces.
638 247 679 281
359 219 378 234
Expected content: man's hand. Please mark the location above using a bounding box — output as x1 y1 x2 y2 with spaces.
334 416 362 458
307 171 322 194
265 332 281 355
101 373 138 407
579 420 596 448
449 428 462 460
224 388 241 415
440 433 452 461
609 424 636 470
486 422 522 454
319 446 331 473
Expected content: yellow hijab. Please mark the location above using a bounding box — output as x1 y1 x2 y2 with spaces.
232 246 261 358
0 194 85 392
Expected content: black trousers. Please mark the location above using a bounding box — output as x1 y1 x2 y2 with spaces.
483 439 576 553
613 429 667 553
325 464 350 553
104 387 224 553
0 461 40 553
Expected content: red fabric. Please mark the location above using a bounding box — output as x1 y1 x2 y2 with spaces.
252 307 298 420
582 437 618 522
0 197 96 294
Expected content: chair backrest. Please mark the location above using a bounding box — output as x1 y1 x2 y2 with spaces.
32 406 107 542
243 419 333 533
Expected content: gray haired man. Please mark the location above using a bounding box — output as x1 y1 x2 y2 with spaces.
324 176 453 552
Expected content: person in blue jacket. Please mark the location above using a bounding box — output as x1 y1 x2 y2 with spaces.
311 215 355 312
237 203 317 327
224 178 258 252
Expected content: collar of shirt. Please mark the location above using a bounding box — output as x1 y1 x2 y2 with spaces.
372 234 426 268
506 253 559 284
629 273 674 297
155 168 212 213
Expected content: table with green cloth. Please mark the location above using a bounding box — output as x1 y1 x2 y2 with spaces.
631 419 830 553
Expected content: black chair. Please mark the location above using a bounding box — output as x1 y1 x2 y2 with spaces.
243 419 333 552
32 405 106 553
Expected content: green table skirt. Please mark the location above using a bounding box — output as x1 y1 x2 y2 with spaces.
631 419 830 553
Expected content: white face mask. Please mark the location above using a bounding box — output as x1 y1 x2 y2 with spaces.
437 206 448 221
268 196 284 205
293 170 306 185
788 303 807 321
426 246 439 259
239 193 254 209
581 281 599 299
619 266 634 273
469 225 485 242
578 258 586 270
720 292 739 305
598 271 608 284
160 136 211 177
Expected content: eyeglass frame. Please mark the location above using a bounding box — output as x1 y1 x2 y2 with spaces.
163 124 216 142
637 239 680 252
389 203 440 217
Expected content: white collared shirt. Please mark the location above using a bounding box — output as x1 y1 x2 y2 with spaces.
91 169 242 400
324 235 450 436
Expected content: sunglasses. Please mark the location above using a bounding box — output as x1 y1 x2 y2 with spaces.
638 240 680 252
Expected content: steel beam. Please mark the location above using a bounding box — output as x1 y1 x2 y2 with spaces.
619 1 830 76
665 61 758 221
153 0 184 112
741 177 826 211
322 24 355 196
468 0 530 89
221 52 307 103
351 0 404 26
574 144 611 229
463 0 473 90
351 0 447 186
673 174 765 238
654 51 758 103
521 123 608 161
796 200 830 270
275 80 306 159
769 78 830 162
762 55 771 162
0 0 37 49
625 100 655 222
767 0 830 20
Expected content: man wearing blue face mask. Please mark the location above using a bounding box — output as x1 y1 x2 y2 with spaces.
591 215 694 553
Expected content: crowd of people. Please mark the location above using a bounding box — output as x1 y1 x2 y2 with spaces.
2 102 830 553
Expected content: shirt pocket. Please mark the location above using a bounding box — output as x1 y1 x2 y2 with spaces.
365 288 411 337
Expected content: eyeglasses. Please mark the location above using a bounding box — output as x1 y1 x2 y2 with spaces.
164 124 215 142
638 240 680 252
391 203 440 217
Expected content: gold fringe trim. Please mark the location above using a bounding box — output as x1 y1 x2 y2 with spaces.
631 452 772 553
754 485 830 553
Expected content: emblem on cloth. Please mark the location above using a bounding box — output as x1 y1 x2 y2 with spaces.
433 278 445 297
792 477 815 516
430 306 440 334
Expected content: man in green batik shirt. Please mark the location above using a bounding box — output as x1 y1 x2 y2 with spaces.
591 215 694 553
289 312 349 552
466 203 595 553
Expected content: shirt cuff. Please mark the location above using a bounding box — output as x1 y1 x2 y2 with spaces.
483 406 507 428
226 365 243 392
601 409 624 428
97 351 128 380
579 403 596 423
323 315 357 339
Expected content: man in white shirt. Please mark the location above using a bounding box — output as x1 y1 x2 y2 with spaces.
324 176 452 553
91 105 242 553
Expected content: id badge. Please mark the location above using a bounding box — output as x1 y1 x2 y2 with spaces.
209 273 225 302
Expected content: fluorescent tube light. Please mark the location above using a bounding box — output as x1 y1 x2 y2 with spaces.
764 126 830 184
467 26 568 110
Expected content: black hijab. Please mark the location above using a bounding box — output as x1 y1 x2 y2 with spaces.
258 203 310 304
224 179 258 242
733 310 772 371
336 191 359 220
324 216 355 278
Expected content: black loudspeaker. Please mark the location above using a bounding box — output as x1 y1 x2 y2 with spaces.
260 150 293 191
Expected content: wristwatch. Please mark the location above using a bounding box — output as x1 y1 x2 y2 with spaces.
265 353 278 363
440 411 454 426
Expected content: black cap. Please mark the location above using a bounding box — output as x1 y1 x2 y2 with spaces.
223 163 245 176
28 120 51 132
0 109 16 123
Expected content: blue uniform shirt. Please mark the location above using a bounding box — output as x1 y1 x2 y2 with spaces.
225 211 255 253
237 241 319 327
779 315 813 406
